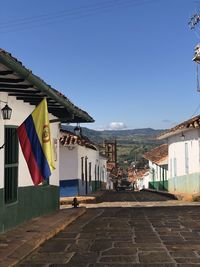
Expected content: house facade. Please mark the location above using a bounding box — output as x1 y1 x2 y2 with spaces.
143 144 168 191
128 167 149 190
99 153 108 190
0 95 60 233
106 163 114 190
59 130 107 196
136 170 150 190
158 115 200 195
0 49 93 232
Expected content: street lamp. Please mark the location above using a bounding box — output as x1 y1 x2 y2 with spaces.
0 101 12 150
0 101 12 120
74 124 82 136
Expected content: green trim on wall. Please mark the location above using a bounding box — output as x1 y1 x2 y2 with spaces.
0 185 59 233
149 180 168 191
91 181 102 192
168 172 200 194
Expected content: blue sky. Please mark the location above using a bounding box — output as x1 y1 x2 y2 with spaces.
1 0 200 130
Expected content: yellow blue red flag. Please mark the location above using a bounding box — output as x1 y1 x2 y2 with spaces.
17 98 55 185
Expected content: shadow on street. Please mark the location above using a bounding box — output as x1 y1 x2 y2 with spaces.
95 190 175 203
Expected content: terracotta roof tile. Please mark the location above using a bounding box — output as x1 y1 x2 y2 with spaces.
60 129 97 150
158 114 200 139
128 168 149 182
143 144 168 164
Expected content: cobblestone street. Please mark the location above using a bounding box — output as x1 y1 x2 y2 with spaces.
17 191 200 266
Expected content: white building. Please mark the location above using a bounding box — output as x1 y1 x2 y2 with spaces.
158 115 200 195
143 144 168 191
128 168 149 190
0 48 93 232
59 129 108 196
99 153 108 189
137 171 150 190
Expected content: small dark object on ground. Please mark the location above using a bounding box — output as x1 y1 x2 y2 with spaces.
72 197 79 208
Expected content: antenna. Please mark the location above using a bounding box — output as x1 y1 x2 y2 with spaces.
193 44 200 92
189 13 200 29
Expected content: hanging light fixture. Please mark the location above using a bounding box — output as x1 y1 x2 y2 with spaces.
181 132 185 141
1 102 12 120
0 101 12 149
74 123 82 136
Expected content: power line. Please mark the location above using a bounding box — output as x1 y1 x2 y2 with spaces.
191 103 200 117
0 0 157 33
0 0 132 27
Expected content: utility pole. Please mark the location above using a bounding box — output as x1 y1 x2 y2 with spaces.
189 13 200 91
188 14 200 29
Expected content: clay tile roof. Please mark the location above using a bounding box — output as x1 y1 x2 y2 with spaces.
59 129 97 150
128 168 149 182
158 114 200 139
143 144 168 164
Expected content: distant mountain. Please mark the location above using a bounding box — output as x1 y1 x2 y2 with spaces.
61 125 166 168
61 125 165 145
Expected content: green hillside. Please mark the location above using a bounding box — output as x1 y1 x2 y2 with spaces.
61 125 165 169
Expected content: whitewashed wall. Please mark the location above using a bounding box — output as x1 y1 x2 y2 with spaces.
77 145 99 181
0 93 60 189
149 161 157 181
59 146 78 180
99 155 107 183
168 129 200 178
149 160 167 182
142 172 150 188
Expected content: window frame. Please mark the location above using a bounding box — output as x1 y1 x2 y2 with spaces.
4 126 19 204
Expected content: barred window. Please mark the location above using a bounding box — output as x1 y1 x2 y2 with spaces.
4 126 18 204
81 156 84 182
89 162 92 185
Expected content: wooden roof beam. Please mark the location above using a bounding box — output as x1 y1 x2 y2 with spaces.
0 70 13 75
0 83 33 89
8 91 43 96
0 78 25 83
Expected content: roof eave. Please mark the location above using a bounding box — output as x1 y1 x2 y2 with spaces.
157 128 191 140
0 50 94 123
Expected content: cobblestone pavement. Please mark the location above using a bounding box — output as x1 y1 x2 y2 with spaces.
62 190 198 209
17 191 200 267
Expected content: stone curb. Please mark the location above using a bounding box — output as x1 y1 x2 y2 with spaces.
142 188 200 202
141 188 178 200
0 207 86 267
60 190 105 205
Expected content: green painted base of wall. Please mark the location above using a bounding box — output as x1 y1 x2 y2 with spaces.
91 181 102 192
0 185 59 233
168 173 200 195
149 180 168 191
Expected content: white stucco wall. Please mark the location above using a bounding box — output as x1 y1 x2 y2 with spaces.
0 93 60 189
59 143 101 183
59 145 78 180
149 160 168 182
142 173 150 188
168 128 200 178
99 155 107 183
77 145 99 181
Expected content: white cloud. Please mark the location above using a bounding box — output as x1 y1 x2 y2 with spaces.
107 122 127 130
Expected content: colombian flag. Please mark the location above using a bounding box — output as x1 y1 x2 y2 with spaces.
17 98 55 185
